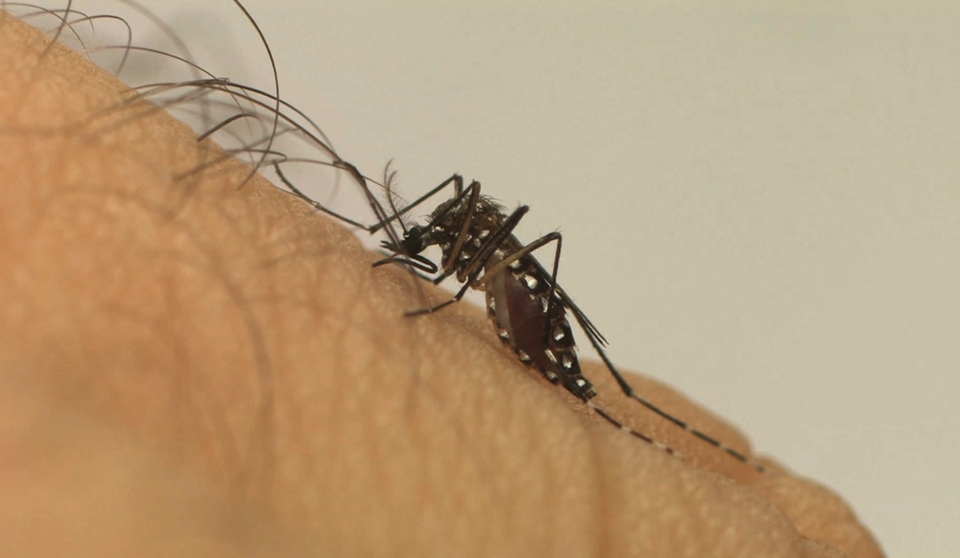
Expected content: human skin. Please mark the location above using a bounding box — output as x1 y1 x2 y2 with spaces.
0 13 883 558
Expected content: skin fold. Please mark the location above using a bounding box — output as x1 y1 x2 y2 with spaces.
0 13 884 558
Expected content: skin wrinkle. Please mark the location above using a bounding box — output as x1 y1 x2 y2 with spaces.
72 177 265 483
10 37 270 492
0 10 887 558
84 181 255 483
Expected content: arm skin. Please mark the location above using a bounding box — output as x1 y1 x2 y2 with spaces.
0 13 883 558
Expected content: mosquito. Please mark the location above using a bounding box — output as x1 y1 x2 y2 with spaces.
275 163 766 474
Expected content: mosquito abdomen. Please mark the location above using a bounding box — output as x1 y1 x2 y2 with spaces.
486 253 597 401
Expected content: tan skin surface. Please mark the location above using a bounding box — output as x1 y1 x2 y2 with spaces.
0 13 884 558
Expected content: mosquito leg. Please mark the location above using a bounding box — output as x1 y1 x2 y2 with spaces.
373 175 477 267
570 313 767 473
585 401 684 459
373 251 439 278
472 231 561 294
406 267 439 283
477 223 768 473
440 182 482 272
402 280 474 316
453 204 530 282
400 202 529 316
469 231 596 396
370 174 466 234
374 179 483 279
273 163 373 230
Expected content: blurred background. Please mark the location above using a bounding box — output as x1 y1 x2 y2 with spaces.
20 1 960 556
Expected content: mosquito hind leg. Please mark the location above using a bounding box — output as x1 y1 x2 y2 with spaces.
490 226 769 473
402 280 474 316
572 315 767 472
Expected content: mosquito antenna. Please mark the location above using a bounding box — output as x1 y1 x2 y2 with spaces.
381 161 410 236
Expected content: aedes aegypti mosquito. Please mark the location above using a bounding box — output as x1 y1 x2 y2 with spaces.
275 163 766 474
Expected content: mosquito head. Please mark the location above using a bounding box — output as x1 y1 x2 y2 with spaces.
382 223 432 257
375 224 440 273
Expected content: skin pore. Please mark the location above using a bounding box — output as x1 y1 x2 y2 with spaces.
0 12 883 558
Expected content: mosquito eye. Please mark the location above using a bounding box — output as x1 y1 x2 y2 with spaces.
401 227 425 254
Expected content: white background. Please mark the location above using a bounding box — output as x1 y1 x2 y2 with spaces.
31 1 960 557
